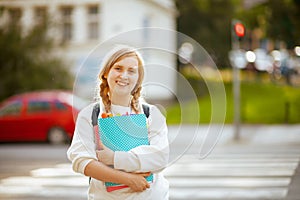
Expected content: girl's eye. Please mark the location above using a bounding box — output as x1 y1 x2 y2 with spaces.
129 68 137 73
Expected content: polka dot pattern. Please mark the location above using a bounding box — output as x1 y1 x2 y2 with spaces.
98 114 153 188
98 114 149 151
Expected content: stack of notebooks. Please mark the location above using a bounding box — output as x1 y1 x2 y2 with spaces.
98 113 153 192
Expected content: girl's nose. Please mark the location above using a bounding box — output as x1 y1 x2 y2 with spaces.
120 71 128 79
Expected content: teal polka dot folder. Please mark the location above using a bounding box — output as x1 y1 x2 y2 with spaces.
98 114 153 191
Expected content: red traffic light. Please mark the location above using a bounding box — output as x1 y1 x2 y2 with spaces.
234 22 245 38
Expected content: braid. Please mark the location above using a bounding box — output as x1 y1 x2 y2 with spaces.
131 86 142 113
100 79 111 113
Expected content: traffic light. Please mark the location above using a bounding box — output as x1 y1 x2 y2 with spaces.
232 19 246 40
234 22 245 38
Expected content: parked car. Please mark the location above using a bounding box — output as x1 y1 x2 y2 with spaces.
0 90 89 144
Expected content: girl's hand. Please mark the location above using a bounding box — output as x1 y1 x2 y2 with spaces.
96 146 115 165
125 172 151 192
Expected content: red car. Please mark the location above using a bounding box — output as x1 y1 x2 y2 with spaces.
0 90 88 144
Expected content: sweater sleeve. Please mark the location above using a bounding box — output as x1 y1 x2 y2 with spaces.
114 105 169 173
67 104 98 174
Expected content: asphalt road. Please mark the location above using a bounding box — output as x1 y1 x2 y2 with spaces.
0 143 70 179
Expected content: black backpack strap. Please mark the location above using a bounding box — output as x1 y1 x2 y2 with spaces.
91 103 100 126
90 103 100 184
142 104 150 118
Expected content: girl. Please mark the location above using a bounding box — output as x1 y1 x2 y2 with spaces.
67 45 170 200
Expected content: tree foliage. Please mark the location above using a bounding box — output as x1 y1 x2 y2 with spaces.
0 14 73 101
265 0 300 48
175 0 238 68
175 0 300 68
236 0 300 49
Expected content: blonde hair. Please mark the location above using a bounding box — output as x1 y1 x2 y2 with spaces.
98 45 144 113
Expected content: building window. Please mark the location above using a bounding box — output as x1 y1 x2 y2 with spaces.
34 7 47 25
87 5 99 40
8 8 22 25
60 6 73 42
88 5 98 15
63 22 72 41
88 22 98 39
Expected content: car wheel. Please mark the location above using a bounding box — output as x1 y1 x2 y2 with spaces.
47 127 68 145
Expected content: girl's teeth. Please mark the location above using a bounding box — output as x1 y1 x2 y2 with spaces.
117 81 127 86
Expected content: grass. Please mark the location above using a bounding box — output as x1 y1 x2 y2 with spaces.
166 81 300 124
240 82 300 124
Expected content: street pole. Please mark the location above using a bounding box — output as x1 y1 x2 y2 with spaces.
231 19 245 141
233 52 241 141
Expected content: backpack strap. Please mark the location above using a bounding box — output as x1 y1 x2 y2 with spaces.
89 103 101 184
142 104 150 118
91 103 103 150
91 103 100 126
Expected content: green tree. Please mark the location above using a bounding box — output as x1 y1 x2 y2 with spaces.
237 0 300 49
176 0 300 68
0 11 73 101
175 0 240 68
266 0 300 48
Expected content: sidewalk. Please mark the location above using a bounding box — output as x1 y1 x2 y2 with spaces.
215 124 300 146
168 124 300 147
168 124 300 157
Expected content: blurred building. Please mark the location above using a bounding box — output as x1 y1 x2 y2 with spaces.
0 0 177 101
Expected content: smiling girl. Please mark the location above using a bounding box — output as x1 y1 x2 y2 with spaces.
67 45 170 200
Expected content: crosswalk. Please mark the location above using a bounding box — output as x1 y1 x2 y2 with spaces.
165 152 299 200
0 147 299 200
0 163 88 200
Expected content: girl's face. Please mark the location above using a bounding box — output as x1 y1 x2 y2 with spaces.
107 56 139 97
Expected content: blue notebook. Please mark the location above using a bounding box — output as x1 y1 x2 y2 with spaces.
98 114 153 192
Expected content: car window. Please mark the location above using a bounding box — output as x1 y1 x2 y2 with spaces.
0 101 22 116
54 101 67 110
27 101 51 113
